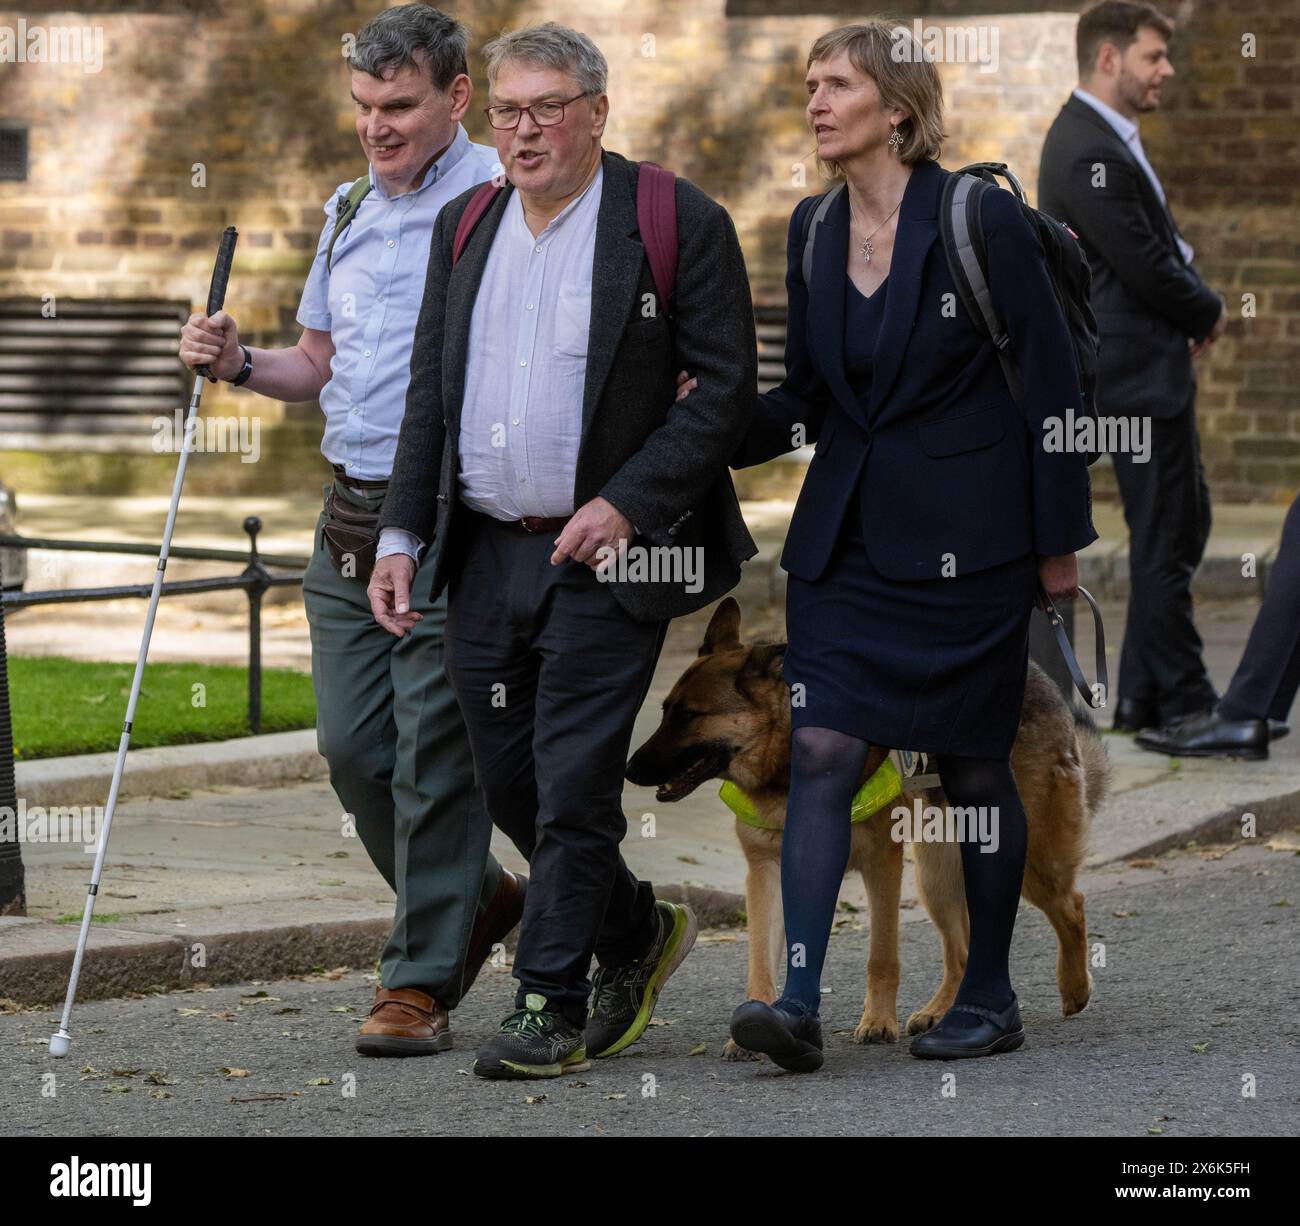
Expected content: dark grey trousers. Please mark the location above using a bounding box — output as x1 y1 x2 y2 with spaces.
302 480 502 1006
443 506 664 1024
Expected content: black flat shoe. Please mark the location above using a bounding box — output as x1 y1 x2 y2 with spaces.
730 999 824 1073
909 998 1025 1060
1135 710 1268 760
1111 696 1158 733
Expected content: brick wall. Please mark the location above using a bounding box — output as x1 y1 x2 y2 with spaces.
0 0 1294 501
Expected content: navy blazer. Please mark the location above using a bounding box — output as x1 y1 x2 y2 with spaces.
1038 95 1223 421
733 158 1098 583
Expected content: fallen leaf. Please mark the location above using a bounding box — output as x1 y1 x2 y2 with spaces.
105 1084 131 1093
688 1043 707 1056
305 1077 333 1086
1126 858 1158 869
175 1007 204 1017
1192 1042 1210 1054
144 1071 175 1086
149 1089 172 1100
221 1067 250 1078
525 1094 547 1105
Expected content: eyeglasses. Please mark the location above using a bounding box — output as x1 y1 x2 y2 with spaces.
484 92 590 130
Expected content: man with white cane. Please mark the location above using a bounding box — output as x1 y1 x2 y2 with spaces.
178 5 522 1056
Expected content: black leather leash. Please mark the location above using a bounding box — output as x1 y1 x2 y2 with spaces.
1039 584 1108 709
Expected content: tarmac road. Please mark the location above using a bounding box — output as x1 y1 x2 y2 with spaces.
2 833 1296 1138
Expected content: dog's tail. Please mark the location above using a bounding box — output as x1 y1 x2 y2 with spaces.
1071 702 1111 816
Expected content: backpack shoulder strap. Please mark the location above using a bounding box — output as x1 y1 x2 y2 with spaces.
635 160 677 308
800 184 843 289
451 181 505 268
325 175 373 273
939 168 1025 404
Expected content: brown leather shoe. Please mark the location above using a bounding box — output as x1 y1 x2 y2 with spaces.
355 986 451 1057
460 868 528 999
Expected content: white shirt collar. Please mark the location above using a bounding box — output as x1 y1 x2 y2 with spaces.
512 160 604 236
368 123 471 200
1073 87 1139 145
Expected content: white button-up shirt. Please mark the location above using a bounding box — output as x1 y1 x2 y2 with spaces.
1072 87 1195 264
457 161 602 519
296 123 500 480
377 161 605 563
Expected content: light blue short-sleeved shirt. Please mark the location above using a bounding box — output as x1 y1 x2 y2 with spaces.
296 123 500 480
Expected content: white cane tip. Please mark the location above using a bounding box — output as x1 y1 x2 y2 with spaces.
49 1032 70 1058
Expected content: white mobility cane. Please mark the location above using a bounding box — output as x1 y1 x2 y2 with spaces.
49 227 238 1058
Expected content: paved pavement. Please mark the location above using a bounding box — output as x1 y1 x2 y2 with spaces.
2 832 1296 1137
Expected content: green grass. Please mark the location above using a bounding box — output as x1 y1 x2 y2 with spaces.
7 657 316 760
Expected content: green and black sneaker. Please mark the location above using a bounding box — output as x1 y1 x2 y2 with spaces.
472 994 591 1080
587 900 699 1059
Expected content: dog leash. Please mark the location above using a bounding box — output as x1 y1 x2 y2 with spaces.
1039 584 1108 709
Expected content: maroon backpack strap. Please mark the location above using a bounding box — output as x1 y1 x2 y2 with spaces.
451 182 504 267
635 160 677 308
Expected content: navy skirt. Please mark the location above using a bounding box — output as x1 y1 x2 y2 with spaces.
784 474 1037 759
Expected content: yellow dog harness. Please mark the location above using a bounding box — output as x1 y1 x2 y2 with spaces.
720 757 903 831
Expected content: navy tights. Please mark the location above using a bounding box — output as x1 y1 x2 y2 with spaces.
778 726 1028 1028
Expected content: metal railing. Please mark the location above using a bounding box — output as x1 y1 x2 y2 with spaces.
0 517 307 735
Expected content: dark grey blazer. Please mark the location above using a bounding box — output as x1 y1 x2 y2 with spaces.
378 148 758 622
1038 94 1223 420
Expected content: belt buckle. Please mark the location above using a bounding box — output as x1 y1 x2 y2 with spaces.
518 516 546 534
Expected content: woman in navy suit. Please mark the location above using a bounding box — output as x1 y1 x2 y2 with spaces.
719 22 1098 1070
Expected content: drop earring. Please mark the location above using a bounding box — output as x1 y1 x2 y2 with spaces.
888 124 904 152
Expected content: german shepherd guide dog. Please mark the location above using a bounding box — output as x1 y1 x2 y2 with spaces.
626 597 1110 1058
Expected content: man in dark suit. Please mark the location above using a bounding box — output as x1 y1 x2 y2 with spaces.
1039 0 1226 732
1137 496 1298 759
368 23 757 1080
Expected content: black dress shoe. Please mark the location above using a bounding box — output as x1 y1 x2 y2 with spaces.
1135 710 1268 760
730 999 824 1073
1268 719 1289 741
1111 696 1158 733
909 997 1025 1060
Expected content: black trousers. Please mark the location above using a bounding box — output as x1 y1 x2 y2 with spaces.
1110 399 1217 722
443 506 664 1023
1221 495 1300 723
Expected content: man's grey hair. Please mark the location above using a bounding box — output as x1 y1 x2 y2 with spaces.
350 4 469 91
481 22 608 97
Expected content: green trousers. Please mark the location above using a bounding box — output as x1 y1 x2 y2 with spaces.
302 479 502 1007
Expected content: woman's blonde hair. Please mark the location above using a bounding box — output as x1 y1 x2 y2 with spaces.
807 19 946 177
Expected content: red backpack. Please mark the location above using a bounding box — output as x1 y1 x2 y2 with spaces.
451 160 679 315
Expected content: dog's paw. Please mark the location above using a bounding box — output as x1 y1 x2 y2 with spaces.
1061 976 1092 1017
852 1014 899 1044
906 1008 943 1035
722 1038 763 1062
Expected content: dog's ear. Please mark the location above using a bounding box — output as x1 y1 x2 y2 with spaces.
699 596 743 656
742 642 786 679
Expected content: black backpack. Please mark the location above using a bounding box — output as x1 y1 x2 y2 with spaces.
799 162 1101 463
939 162 1101 464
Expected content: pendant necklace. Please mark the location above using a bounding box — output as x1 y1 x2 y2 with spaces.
850 195 903 265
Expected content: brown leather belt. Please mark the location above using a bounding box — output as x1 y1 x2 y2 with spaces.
331 463 388 490
500 514 571 535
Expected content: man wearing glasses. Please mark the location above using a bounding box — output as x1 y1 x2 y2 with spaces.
369 22 758 1079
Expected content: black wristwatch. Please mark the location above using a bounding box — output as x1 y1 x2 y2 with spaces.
226 344 253 387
